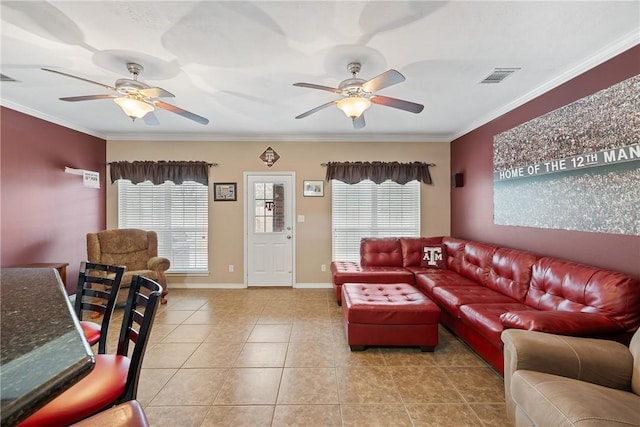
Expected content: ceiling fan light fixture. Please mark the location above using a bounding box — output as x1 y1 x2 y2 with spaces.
337 96 371 119
114 97 154 120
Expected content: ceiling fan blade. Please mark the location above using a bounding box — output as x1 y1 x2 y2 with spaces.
295 100 338 119
371 95 424 113
293 82 341 94
59 94 118 102
362 69 405 93
139 87 175 98
42 68 116 91
153 100 209 125
353 114 366 129
143 112 160 126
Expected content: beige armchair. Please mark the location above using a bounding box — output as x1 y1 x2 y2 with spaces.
502 328 640 426
87 229 170 304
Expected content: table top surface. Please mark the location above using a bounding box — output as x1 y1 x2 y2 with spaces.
0 267 94 426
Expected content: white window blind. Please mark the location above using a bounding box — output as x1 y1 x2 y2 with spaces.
332 179 420 261
118 180 208 273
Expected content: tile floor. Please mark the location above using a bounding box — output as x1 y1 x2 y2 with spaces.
104 287 510 427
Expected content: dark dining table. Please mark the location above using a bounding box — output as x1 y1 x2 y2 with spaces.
1 267 95 426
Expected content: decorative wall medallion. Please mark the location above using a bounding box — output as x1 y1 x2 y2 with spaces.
260 146 280 167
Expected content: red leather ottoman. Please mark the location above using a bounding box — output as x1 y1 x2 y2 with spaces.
342 283 440 351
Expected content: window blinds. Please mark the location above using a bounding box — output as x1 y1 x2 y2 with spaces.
118 180 208 273
331 179 420 261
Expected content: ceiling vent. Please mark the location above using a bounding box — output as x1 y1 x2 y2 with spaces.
480 68 520 84
1 73 19 82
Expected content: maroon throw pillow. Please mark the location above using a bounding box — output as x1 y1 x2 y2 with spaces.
421 244 447 269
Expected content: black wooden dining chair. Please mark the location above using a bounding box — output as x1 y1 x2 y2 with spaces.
75 261 125 354
19 275 163 427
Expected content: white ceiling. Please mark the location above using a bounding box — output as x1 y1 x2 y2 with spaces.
1 1 638 142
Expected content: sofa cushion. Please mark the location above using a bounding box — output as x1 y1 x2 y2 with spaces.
458 241 498 285
414 270 478 296
500 310 624 336
526 257 640 332
442 237 466 272
486 248 539 303
331 261 414 285
360 238 403 267
399 237 443 267
420 244 448 269
512 370 640 427
432 286 517 318
460 302 534 345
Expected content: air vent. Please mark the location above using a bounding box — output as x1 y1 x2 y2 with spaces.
480 68 520 84
1 73 19 82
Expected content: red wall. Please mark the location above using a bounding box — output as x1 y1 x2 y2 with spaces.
1 107 107 293
451 45 640 279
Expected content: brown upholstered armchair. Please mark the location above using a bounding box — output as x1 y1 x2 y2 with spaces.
87 229 170 304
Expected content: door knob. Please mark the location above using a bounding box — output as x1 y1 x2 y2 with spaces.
287 235 292 239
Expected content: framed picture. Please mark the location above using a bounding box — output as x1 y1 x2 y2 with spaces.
214 182 237 201
303 180 324 197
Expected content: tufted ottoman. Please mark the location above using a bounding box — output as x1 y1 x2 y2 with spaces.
342 283 441 351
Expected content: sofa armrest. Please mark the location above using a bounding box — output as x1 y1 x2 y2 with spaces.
500 310 624 336
501 329 633 421
147 256 171 272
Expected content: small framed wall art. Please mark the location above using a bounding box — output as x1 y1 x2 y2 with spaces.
214 182 237 201
303 180 324 197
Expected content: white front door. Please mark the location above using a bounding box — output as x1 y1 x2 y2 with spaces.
245 173 295 286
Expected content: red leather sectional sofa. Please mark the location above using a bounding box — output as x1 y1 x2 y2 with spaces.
331 236 640 373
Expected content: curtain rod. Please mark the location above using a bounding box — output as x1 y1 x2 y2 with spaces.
320 162 435 167
106 162 218 167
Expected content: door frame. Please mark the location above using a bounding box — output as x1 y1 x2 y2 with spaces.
243 171 296 286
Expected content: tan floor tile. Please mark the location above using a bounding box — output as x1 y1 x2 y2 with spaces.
147 323 179 345
136 368 177 406
183 341 244 368
284 341 334 367
333 345 388 367
443 367 505 403
161 324 213 343
164 297 209 311
235 342 288 367
431 339 486 367
380 346 439 367
341 404 413 427
405 403 484 427
144 405 210 427
470 403 512 427
182 310 226 324
142 342 200 368
247 324 292 342
277 368 339 404
204 322 255 343
337 366 402 404
153 310 196 325
201 405 274 427
214 367 283 405
390 366 464 403
272 404 341 427
150 368 228 405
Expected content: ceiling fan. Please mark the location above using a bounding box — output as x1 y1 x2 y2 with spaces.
293 62 424 129
42 63 209 125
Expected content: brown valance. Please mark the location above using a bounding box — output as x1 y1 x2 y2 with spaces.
109 161 209 186
325 161 433 185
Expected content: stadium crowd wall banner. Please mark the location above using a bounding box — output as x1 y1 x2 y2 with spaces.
492 73 640 236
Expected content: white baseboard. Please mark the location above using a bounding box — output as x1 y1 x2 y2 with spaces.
168 282 332 290
294 283 332 289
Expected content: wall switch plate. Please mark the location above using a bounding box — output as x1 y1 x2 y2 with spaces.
321 264 326 272
228 264 234 272
297 215 305 222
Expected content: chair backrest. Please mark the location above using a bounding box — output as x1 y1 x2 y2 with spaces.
631 328 640 396
87 229 158 272
116 274 163 403
74 261 125 354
